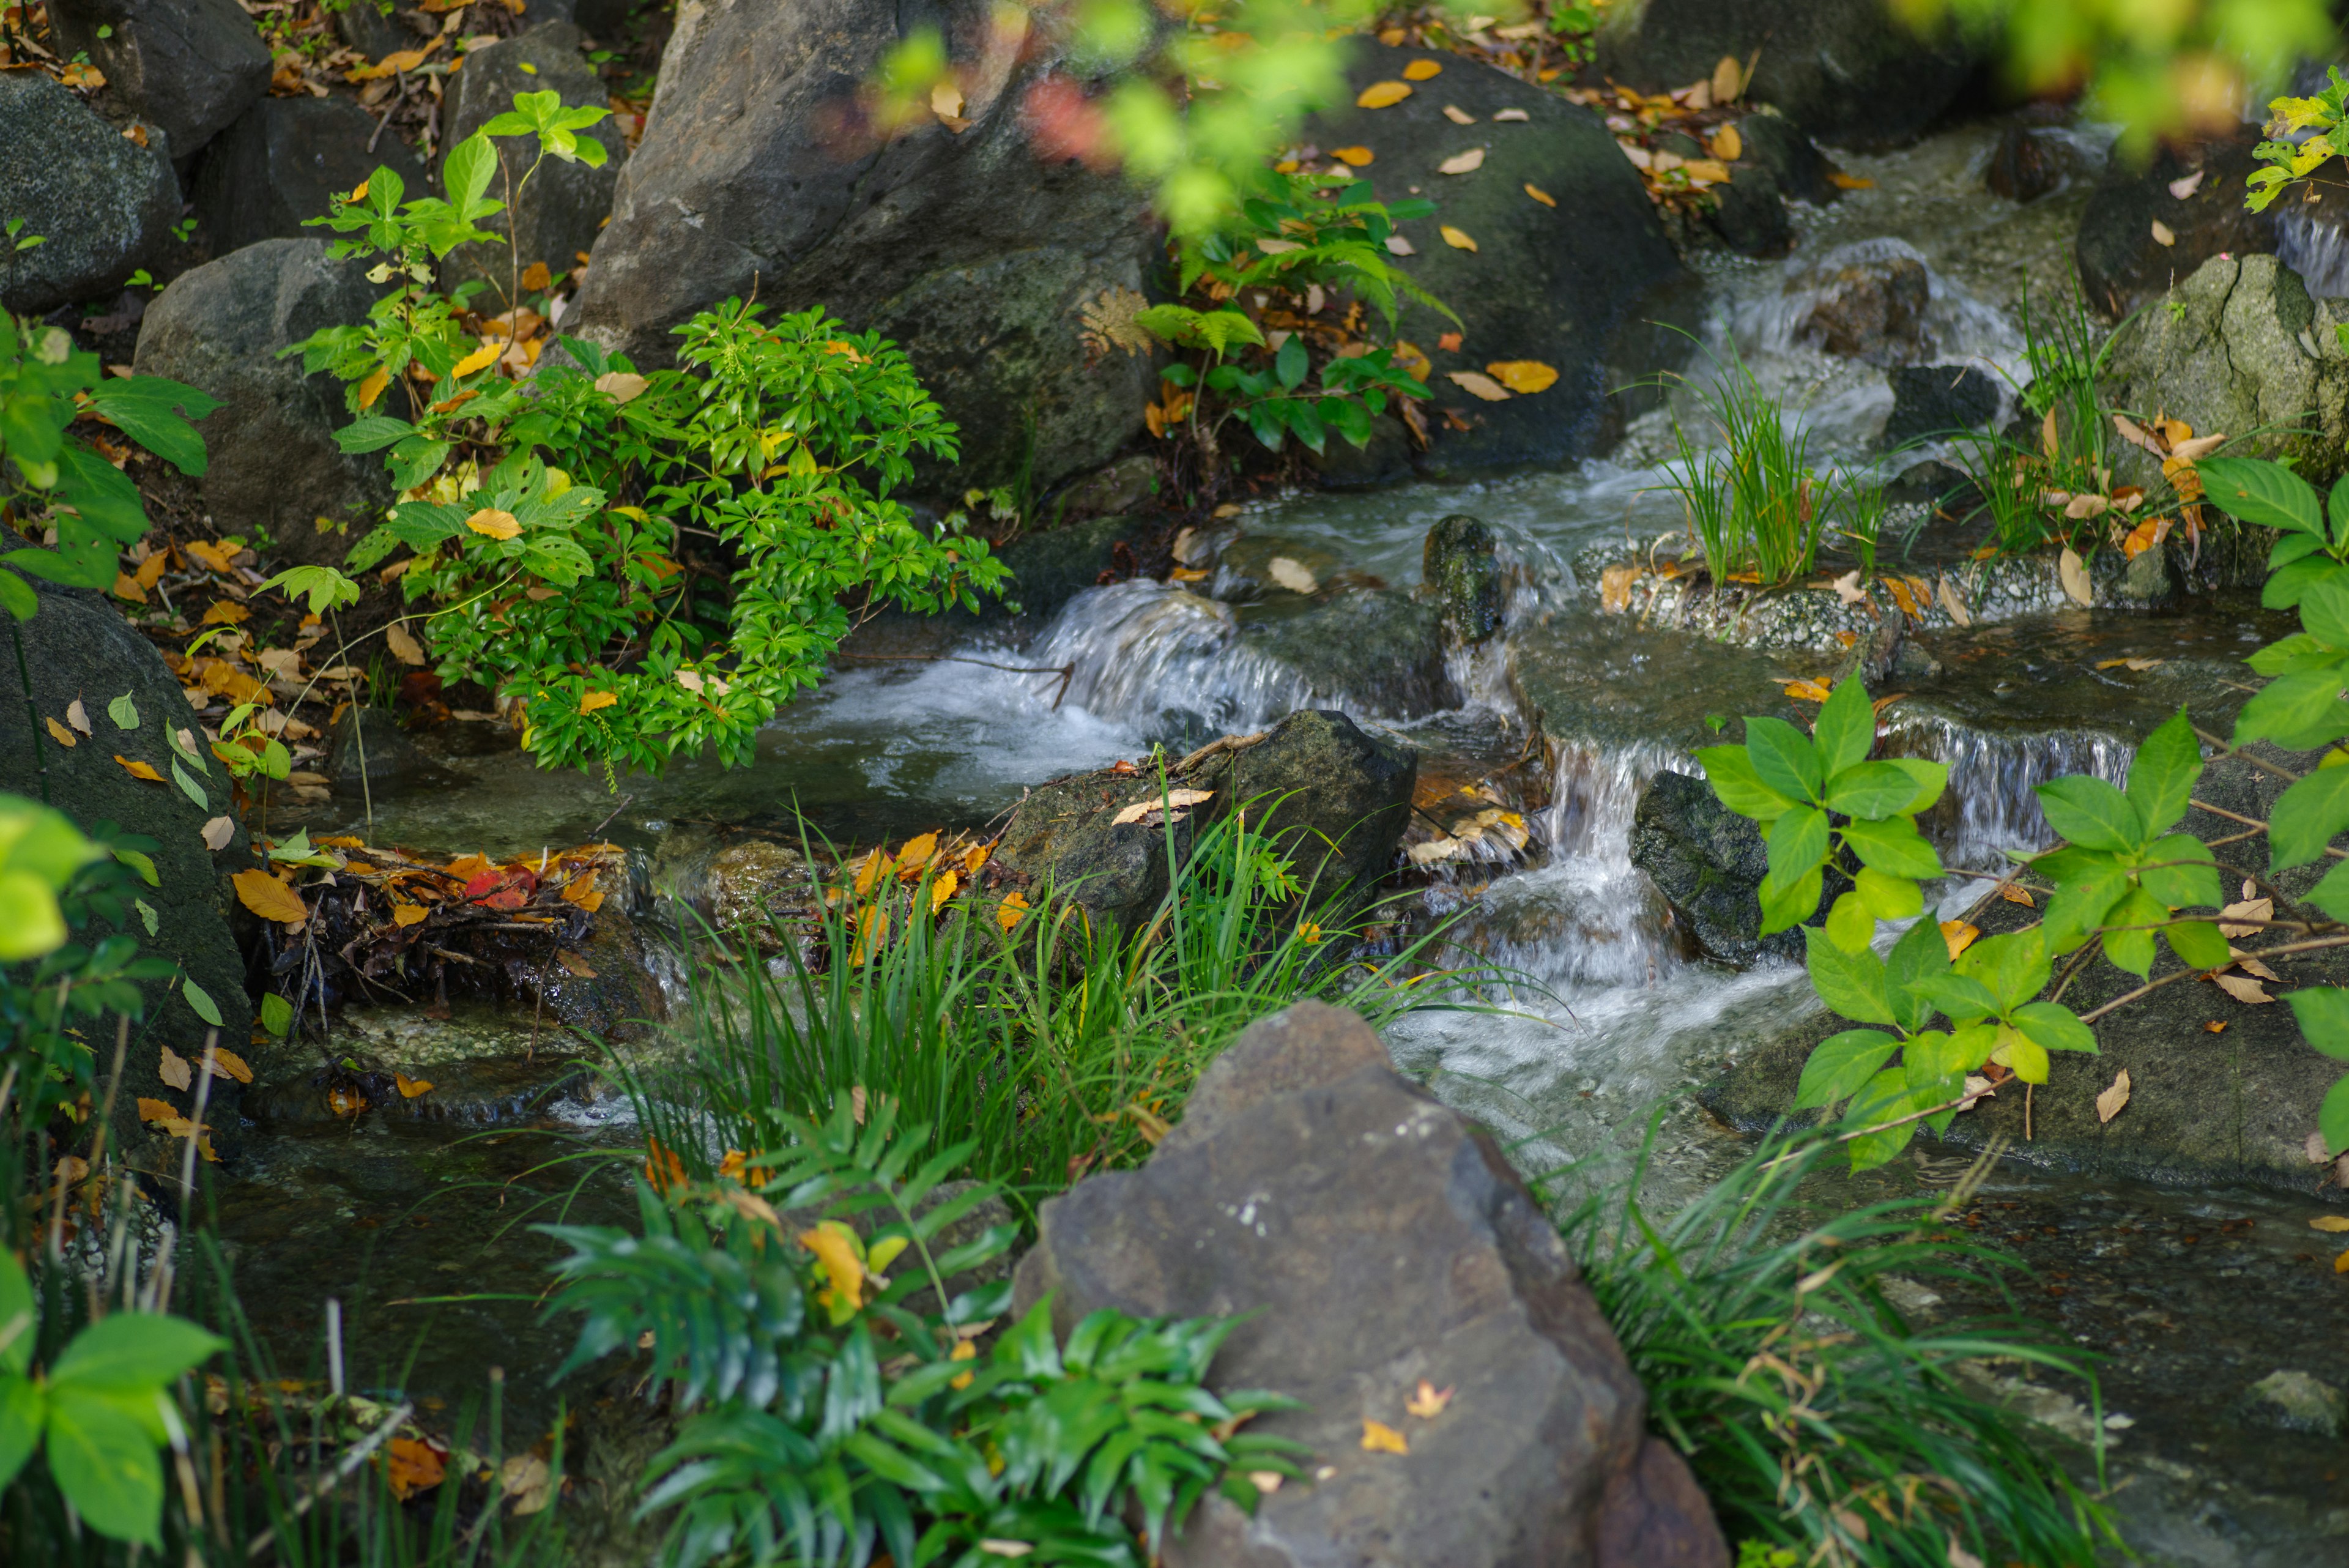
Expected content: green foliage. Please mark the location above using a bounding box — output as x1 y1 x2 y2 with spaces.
1956 283 2132 557
0 313 218 618
292 94 1009 776
0 1253 225 1548
2250 66 2349 213
541 1106 1304 1567
1562 1123 2117 1567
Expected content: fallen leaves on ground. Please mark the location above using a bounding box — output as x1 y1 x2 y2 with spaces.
2170 169 2207 200
384 1438 448 1501
65 700 92 736
234 869 309 924
1111 788 1215 828
1402 58 1443 80
1941 920 1981 960
1405 1380 1455 1419
2095 656 2163 672
2096 1069 2131 1124
395 1073 434 1099
2057 548 2094 608
1438 225 1477 251
43 717 75 748
159 1047 193 1091
2213 972 2274 1004
1438 147 1485 174
1445 369 1508 401
384 624 425 665
114 754 164 782
1783 677 1835 704
2150 220 2176 247
1360 1419 1409 1454
2310 1214 2349 1233
1266 556 1319 594
1523 182 1556 206
1357 81 1412 108
1484 360 1557 394
1441 104 1475 125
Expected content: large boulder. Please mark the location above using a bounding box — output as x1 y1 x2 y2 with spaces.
2075 124 2275 320
561 0 1156 497
0 72 180 314
1239 590 1459 719
0 584 253 1165
1629 768 1850 966
1312 43 1694 472
46 0 270 162
437 23 625 303
1881 363 2000 448
191 95 428 257
2099 253 2349 490
1597 0 1984 149
135 239 390 562
988 708 1414 934
1013 1001 1728 1568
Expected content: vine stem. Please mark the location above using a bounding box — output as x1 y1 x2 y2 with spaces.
2075 931 2349 1022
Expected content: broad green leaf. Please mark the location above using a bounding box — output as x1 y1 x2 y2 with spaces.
333 415 417 455
2124 708 2202 836
1742 716 1822 803
1902 1028 1972 1100
84 377 221 477
0 568 33 621
2199 456 2323 535
0 1375 39 1489
2139 833 2222 910
2285 986 2349 1061
1805 926 1894 1024
2235 666 2349 751
1842 1068 1921 1170
1825 890 1875 953
2306 856 2349 922
1825 760 1924 819
2165 917 2230 970
106 693 138 730
261 992 293 1037
1854 866 1921 920
2039 858 2129 953
2303 574 2349 647
1766 805 1830 885
1793 1029 1899 1109
181 976 222 1027
2321 1072 2349 1157
2012 1001 2098 1055
1695 745 1795 822
54 445 149 543
1958 927 2050 1011
442 133 500 215
2264 552 2349 610
2035 775 2143 852
2269 765 2349 870
50 1313 224 1391
2098 886 2165 978
0 1250 31 1375
1757 864 1823 936
1990 1024 2049 1085
1813 675 1874 775
1885 757 1948 814
1912 972 2002 1023
44 1395 162 1545
1839 814 1940 879
1885 917 1950 1034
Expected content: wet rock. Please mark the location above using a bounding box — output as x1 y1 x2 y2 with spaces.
1730 110 1840 207
1881 363 2001 449
1311 42 1696 472
1706 164 1795 258
133 238 390 562
2075 124 2274 320
1598 0 1983 149
980 511 1152 623
0 583 253 1161
2099 253 2349 489
328 0 419 58
650 829 820 950
990 710 1414 934
0 71 180 314
1421 513 1506 644
498 903 670 1042
47 0 270 162
561 0 1154 498
438 23 625 302
1307 411 1416 488
2111 538 2182 611
1628 769 1849 966
1984 124 2082 204
190 95 428 257
2237 1370 2345 1438
1013 1001 1725 1568
1797 243 1935 366
1241 590 1460 718
1052 453 1160 521
324 707 442 795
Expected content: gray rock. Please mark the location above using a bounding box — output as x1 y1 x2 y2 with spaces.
1984 124 2093 205
1730 110 1840 207
1598 0 1983 149
650 828 820 950
561 0 1155 498
191 95 427 257
2238 1371 2345 1438
0 583 253 1161
1706 165 1794 258
1420 513 1505 644
989 709 1414 934
990 512 1151 623
2076 124 2274 320
1882 363 2000 449
1311 43 1696 472
328 0 420 59
0 72 180 313
437 23 624 305
324 706 442 796
48 0 270 162
1052 453 1160 521
1305 411 1415 488
134 239 389 562
2099 253 2349 491
1012 1001 1727 1568
1239 590 1459 719
1797 243 1934 366
1629 768 1849 966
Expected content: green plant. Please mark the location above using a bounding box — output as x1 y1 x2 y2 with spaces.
541 1102 1305 1567
2250 65 2349 212
1561 1123 2117 1567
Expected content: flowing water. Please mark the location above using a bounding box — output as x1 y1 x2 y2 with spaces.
231 113 2349 1562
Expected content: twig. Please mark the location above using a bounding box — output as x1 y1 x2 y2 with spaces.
2189 795 2349 858
587 792 634 839
2191 727 2303 785
2075 931 2349 1022
243 1400 414 1560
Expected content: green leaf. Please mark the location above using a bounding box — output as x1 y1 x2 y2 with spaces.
1902 1028 1977 1095
1824 760 1925 819
0 569 34 622
169 759 207 812
2264 553 2349 611
2035 775 2143 852
1842 1068 1920 1170
51 1314 224 1391
2098 886 2165 978
180 976 222 1027
2321 1072 2349 1157
2234 667 2349 751
1757 864 1822 937
2302 574 2349 647
442 133 500 215
333 415 418 455
112 848 157 888
1884 757 1948 814
2012 1001 2098 1055
1766 805 1830 885
1854 866 1921 920
1958 927 2051 1011
1793 1029 1899 1110
1838 814 1940 879
44 1395 163 1546
2286 986 2349 1061
107 693 138 730
1695 745 1795 822
1812 675 1874 775
1824 890 1875 953
84 377 221 477
1805 925 1893 1023
1884 917 1950 1035
0 1250 32 1376
0 1375 40 1490
261 992 292 1037
2269 765 2349 870
387 436 451 492
1912 973 2002 1023
2124 708 2202 836
2039 856 2128 953
2138 833 2221 910
1992 1025 2050 1085
1743 717 1822 803
2306 856 2349 922
2165 917 2230 969
2199 456 2324 534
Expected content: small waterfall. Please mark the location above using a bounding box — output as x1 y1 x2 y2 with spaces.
1036 581 1315 735
2277 208 2349 299
1880 711 2134 868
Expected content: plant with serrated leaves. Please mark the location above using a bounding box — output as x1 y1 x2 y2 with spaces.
541 1099 1304 1567
2249 66 2349 214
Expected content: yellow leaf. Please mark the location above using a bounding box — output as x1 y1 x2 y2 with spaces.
1940 920 1980 960
1401 58 1442 80
1445 370 1510 401
1680 158 1732 185
44 716 76 748
204 1047 254 1084
384 623 425 666
951 1337 978 1390
234 869 310 924
1711 124 1743 161
1439 225 1477 251
1523 182 1556 207
579 690 618 715
390 901 428 927
1782 678 1834 704
1711 54 1744 102
800 1221 867 1309
2150 219 2176 247
1826 171 1874 190
137 1097 184 1128
114 754 164 782
1330 145 1374 165
2337 1249 2349 1274
350 179 371 201
1405 1380 1454 1419
159 1047 193 1091
202 600 250 626
1360 1419 1409 1454
1484 360 1557 394
1438 147 1485 175
998 890 1030 931
465 507 520 540
2057 548 2093 608
1357 80 1413 108
357 367 390 412
2310 1215 2349 1232
928 869 960 908
395 1072 434 1098
452 338 503 379
896 831 940 872
520 260 552 291
1442 104 1475 125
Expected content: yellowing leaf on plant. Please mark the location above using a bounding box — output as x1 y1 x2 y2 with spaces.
452 338 504 378
233 869 309 924
1940 920 1981 960
1402 58 1442 80
1361 1419 1409 1454
2096 1068 2131 1124
395 1072 434 1099
1357 80 1412 108
800 1221 867 1315
357 366 390 412
1445 370 1510 401
1438 147 1486 175
578 689 618 716
1484 360 1557 394
1523 182 1556 207
466 507 521 540
114 754 164 782
1439 225 1478 251
1330 145 1373 165
1405 1380 1455 1419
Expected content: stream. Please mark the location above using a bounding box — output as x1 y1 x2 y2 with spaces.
225 111 2348 1564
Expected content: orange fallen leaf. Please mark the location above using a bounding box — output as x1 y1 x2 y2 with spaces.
1998 883 2036 908
384 623 425 665
1361 1419 1409 1454
204 1047 254 1084
1827 171 1874 190
1783 678 1834 704
383 1437 447 1500
1710 124 1743 161
391 902 428 927
998 890 1030 931
1357 81 1412 108
395 1072 434 1099
520 260 552 292
466 508 520 540
232 869 309 924
1523 182 1556 207
2205 1019 2228 1033
1330 145 1374 165
963 843 990 874
554 948 598 977
1484 360 1557 394
579 690 618 716
1401 58 1442 80
1940 920 1981 960
896 830 941 871
1405 1380 1455 1419
114 754 165 782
